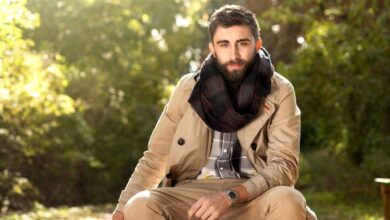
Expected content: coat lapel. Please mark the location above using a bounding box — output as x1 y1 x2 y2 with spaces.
237 97 276 149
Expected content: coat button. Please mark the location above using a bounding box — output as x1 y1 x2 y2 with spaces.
177 138 185 145
250 143 257 150
165 173 172 179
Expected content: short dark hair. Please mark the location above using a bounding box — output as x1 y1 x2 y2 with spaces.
208 5 260 41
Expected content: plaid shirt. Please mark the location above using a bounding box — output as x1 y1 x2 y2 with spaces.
196 130 257 180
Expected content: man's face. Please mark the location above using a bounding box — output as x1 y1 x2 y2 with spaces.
209 25 262 83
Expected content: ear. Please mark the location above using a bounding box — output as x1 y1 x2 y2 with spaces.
208 42 216 57
255 37 262 51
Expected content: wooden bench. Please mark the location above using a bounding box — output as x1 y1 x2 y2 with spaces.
375 178 390 220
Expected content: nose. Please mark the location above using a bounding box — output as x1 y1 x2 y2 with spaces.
229 45 240 61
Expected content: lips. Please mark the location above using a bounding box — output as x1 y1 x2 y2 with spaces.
228 63 243 68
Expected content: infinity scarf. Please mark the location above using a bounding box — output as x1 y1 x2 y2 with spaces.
188 48 274 132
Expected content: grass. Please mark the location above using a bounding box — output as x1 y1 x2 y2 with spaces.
302 190 383 220
0 191 384 220
0 203 114 220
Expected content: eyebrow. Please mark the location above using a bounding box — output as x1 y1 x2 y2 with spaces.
236 38 251 43
216 38 251 45
216 40 229 44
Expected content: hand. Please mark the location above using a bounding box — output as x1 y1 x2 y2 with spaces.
187 192 231 220
112 210 124 220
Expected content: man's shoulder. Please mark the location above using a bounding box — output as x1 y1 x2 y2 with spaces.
271 71 294 88
176 72 198 91
269 71 296 102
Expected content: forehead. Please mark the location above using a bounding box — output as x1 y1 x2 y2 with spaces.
212 25 254 43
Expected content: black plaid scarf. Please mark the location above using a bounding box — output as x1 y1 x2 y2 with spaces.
188 48 274 132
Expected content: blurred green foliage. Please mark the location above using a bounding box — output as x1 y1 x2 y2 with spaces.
2 0 209 211
271 0 390 200
0 0 389 217
0 0 94 211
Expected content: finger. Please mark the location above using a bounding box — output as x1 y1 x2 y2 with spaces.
194 203 209 219
188 199 203 218
188 198 204 219
208 212 220 220
200 207 214 220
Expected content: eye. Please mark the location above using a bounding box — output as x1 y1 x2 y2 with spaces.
219 43 228 47
238 42 249 46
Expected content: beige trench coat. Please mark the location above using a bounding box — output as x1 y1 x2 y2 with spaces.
116 71 301 212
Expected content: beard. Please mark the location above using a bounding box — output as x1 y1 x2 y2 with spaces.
214 50 256 83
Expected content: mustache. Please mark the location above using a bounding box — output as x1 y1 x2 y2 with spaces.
226 59 245 65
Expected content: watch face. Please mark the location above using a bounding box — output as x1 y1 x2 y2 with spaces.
228 190 237 199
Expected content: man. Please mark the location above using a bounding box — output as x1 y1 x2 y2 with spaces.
112 5 317 220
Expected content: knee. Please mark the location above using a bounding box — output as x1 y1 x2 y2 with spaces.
267 186 306 213
123 190 151 219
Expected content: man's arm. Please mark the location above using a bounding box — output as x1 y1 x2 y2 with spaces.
241 81 301 201
186 181 249 220
114 74 193 213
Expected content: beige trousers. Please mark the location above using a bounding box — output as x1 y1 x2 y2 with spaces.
123 179 312 220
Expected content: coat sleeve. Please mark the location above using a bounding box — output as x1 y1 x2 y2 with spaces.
115 74 192 212
241 81 301 201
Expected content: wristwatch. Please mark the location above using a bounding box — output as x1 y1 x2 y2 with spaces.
225 189 238 206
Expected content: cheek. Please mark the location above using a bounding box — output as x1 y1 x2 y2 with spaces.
240 49 256 61
215 51 230 63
